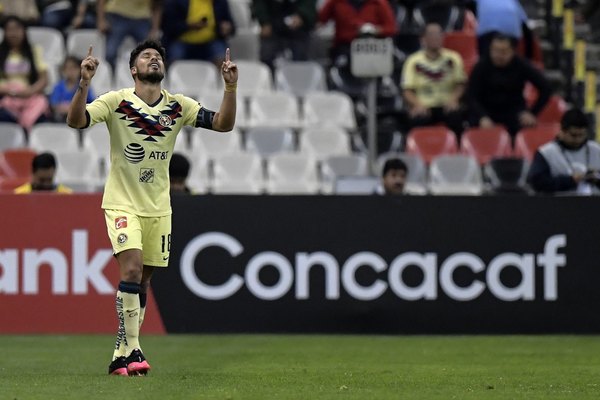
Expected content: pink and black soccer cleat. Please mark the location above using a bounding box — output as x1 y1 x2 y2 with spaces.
108 356 128 376
126 349 151 376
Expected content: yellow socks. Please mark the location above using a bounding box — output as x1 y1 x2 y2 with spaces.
112 281 141 359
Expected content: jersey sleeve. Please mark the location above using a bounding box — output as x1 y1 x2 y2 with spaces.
180 95 202 127
32 45 47 73
401 55 417 90
86 91 117 127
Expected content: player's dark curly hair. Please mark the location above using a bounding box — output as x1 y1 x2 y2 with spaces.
129 39 166 68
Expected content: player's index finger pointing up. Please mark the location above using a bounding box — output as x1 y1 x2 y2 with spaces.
225 48 230 63
88 46 93 57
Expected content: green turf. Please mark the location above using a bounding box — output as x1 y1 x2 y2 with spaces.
1 335 599 399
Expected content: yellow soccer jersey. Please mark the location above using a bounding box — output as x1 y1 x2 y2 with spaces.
86 88 201 216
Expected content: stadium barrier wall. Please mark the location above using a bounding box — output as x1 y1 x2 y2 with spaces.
1 194 599 334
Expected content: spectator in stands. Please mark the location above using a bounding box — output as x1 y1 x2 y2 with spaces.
0 16 50 132
70 0 97 30
253 0 317 71
401 22 466 137
14 152 73 193
49 55 96 122
162 0 235 66
318 0 396 62
97 0 162 69
466 33 550 137
474 0 527 58
411 0 477 34
527 108 600 196
0 0 40 25
39 0 75 31
169 152 193 194
376 157 407 195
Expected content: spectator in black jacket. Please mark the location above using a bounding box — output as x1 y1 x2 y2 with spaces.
253 0 317 70
466 33 551 136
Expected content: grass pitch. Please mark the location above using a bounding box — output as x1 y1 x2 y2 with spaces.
1 335 599 399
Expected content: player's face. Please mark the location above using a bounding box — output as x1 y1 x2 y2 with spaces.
133 49 165 83
383 169 406 195
31 168 56 191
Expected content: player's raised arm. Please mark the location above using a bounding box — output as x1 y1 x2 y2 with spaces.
67 46 100 129
211 48 238 132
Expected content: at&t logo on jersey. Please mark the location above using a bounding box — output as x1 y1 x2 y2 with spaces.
124 143 145 163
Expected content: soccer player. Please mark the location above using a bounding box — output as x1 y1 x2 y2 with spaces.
66 40 237 376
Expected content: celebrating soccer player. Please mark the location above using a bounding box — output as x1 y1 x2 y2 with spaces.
67 41 238 376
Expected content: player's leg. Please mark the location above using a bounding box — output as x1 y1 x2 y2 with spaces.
104 210 144 376
138 266 156 329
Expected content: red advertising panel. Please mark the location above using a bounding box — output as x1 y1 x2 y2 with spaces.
0 194 165 334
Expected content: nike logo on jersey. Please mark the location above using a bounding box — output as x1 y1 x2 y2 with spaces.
115 100 183 142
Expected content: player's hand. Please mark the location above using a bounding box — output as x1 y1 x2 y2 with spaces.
81 46 100 81
221 48 238 84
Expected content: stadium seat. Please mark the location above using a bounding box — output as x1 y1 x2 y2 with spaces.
228 28 259 61
29 123 80 153
168 60 219 96
247 92 301 128
115 59 134 89
275 61 327 98
537 95 568 125
0 122 26 151
0 176 29 192
302 91 357 130
0 148 36 178
54 149 102 192
189 127 243 161
90 61 114 95
443 31 478 74
321 154 368 193
484 157 529 194
460 126 513 165
67 29 106 60
211 152 264 194
235 60 273 97
82 123 110 173
405 126 458 164
429 154 483 195
245 127 296 157
377 152 428 195
228 0 253 29
513 124 559 162
334 176 379 195
28 26 65 67
266 152 319 194
299 126 351 161
185 157 211 194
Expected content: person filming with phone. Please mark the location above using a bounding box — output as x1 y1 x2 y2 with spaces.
527 108 600 195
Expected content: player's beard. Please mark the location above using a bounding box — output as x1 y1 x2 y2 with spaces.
137 70 164 84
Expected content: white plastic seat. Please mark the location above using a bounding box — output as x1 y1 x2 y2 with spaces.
320 154 368 193
228 28 259 61
67 29 106 60
266 152 319 194
168 60 219 96
228 0 253 29
90 61 113 95
378 152 428 195
211 152 264 194
248 92 300 128
28 26 65 67
115 59 133 88
186 156 211 194
303 91 357 130
0 122 25 151
299 126 351 161
54 149 102 192
245 127 295 157
235 60 273 97
189 127 243 161
429 155 483 195
334 176 379 195
29 123 80 153
275 61 327 98
82 123 111 179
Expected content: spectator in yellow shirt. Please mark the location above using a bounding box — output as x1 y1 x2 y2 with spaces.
14 152 72 193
